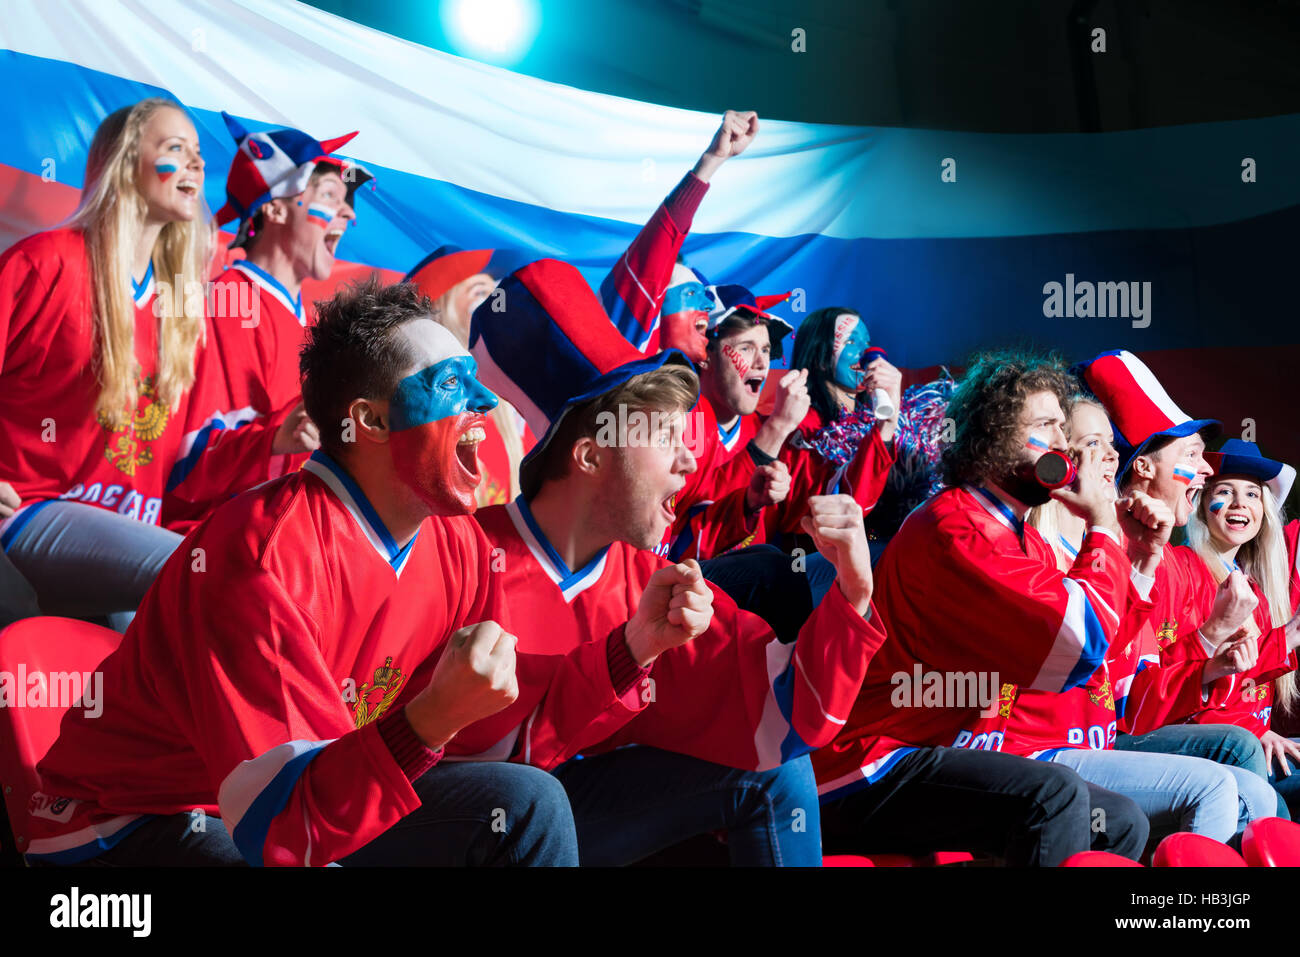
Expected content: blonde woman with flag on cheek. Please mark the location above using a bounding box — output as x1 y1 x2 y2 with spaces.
1182 440 1300 816
0 97 307 632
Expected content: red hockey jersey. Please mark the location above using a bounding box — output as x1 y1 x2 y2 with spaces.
812 485 1130 800
1158 546 1298 737
0 229 275 548
470 497 887 771
163 261 309 533
767 408 896 538
28 451 511 866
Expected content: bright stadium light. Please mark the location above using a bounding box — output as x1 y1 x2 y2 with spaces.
441 0 540 66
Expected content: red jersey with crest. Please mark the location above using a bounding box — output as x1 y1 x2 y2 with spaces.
469 498 887 771
1155 546 1298 737
812 485 1131 800
767 408 896 538
28 451 513 866
0 229 277 549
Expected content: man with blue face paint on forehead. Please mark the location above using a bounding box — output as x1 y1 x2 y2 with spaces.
28 276 580 867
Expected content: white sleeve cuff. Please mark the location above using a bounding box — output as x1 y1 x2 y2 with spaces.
1197 628 1218 658
1087 525 1121 546
1129 567 1155 602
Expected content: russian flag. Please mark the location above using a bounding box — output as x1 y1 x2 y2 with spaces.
1 0 1296 487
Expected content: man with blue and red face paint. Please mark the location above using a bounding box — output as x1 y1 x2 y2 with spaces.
28 277 580 867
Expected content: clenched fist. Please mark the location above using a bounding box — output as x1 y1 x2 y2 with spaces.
0 481 19 520
693 110 760 182
1116 489 1174 567
746 460 791 512
1201 569 1259 645
405 620 519 749
625 560 715 667
273 400 322 456
799 494 873 617
1203 630 1259 685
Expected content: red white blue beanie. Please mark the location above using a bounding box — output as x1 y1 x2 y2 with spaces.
469 258 689 477
1204 439 1295 504
216 112 373 249
1072 349 1220 481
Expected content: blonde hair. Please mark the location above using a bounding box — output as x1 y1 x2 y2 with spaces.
1027 395 1110 572
67 98 210 428
1187 479 1296 713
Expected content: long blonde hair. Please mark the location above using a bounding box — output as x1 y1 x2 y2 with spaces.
67 98 209 428
1187 480 1296 713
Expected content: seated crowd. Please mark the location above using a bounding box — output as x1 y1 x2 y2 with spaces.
1 98 1297 867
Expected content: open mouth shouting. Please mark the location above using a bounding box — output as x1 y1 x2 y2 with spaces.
743 376 765 398
175 177 200 198
323 227 344 256
1223 511 1252 532
455 418 487 480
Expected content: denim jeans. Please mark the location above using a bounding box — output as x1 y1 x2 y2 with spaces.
1265 738 1300 818
35 760 578 867
1115 724 1284 823
1051 748 1239 844
819 746 1148 865
5 501 183 632
553 746 822 866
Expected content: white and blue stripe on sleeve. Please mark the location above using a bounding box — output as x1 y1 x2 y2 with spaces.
1025 578 1112 693
218 739 334 867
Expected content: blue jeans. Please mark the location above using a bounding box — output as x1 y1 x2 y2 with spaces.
1265 738 1300 818
699 545 839 643
1115 724 1285 823
553 747 822 866
35 760 578 867
4 500 183 632
1051 749 1238 843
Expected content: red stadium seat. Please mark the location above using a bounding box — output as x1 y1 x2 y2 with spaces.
0 617 121 858
848 851 976 867
1241 816 1300 867
1061 851 1144 867
1152 832 1247 867
823 855 875 867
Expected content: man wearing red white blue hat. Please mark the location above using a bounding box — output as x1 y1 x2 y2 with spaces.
1073 349 1283 819
463 257 885 864
163 113 374 532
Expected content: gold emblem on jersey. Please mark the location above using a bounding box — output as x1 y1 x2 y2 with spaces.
1155 619 1179 648
98 374 170 477
352 656 406 728
1243 682 1270 704
998 683 1018 718
1088 677 1116 711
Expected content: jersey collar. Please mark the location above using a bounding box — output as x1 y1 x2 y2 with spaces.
302 451 418 575
717 416 743 452
130 261 155 308
505 496 609 602
232 259 304 324
967 484 1026 537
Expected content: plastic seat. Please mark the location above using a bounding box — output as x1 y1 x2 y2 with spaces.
1241 816 1300 867
0 617 121 857
847 851 975 867
823 855 874 867
1152 832 1247 867
1061 850 1144 867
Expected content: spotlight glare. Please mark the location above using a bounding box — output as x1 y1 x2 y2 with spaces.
442 0 540 65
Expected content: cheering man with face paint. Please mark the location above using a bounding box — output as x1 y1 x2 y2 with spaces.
814 350 1152 866
465 258 887 865
163 114 372 533
28 277 578 867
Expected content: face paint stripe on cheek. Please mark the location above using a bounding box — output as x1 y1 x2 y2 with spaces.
389 355 483 432
1209 500 1226 513
1172 465 1196 484
721 343 751 381
1025 435 1050 452
154 158 178 181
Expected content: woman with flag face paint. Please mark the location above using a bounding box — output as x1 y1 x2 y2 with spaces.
1 98 238 631
1181 442 1300 815
765 306 902 544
